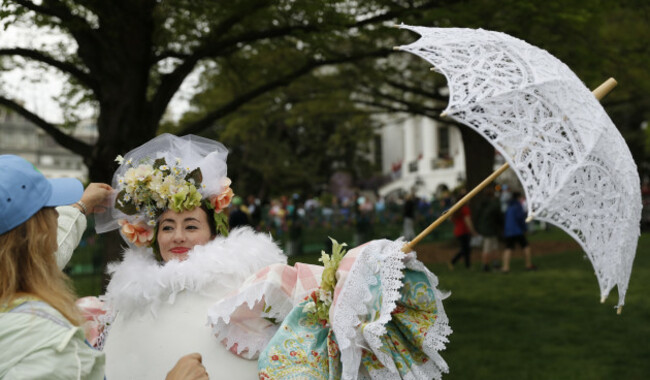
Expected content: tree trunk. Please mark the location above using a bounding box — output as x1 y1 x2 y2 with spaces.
459 125 497 221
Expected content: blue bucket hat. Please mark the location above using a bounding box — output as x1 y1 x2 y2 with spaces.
0 155 84 234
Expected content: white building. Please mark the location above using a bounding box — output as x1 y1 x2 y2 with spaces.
0 108 97 181
377 114 466 199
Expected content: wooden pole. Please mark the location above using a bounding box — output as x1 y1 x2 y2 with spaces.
402 77 618 254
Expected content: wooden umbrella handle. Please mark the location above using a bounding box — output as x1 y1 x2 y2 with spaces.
402 77 618 254
401 163 509 252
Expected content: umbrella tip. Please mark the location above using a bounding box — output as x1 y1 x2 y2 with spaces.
429 67 436 71
441 111 448 118
393 46 402 51
593 77 618 100
600 296 606 303
391 23 401 28
617 306 623 315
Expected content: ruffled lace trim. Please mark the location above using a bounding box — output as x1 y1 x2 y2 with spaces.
331 239 407 380
207 278 294 359
103 227 285 318
331 240 452 380
404 257 452 378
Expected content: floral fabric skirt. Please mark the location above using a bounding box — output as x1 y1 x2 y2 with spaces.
209 238 452 380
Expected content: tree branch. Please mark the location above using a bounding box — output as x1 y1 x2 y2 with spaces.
383 78 448 102
178 49 392 136
0 48 98 92
355 85 445 120
150 0 439 123
149 22 324 123
0 96 92 157
354 0 451 27
11 0 90 25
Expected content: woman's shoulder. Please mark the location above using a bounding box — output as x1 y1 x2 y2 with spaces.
1 298 87 366
0 298 104 379
1 297 71 329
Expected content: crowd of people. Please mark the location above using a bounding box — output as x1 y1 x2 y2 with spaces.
231 184 540 274
444 184 539 273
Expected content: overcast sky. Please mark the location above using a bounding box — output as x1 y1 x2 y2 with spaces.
0 25 72 123
0 23 194 124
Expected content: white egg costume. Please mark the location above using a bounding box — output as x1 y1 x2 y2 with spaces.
89 134 287 378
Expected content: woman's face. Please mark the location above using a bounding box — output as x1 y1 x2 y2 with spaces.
157 207 213 262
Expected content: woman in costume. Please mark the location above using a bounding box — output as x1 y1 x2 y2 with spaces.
89 134 286 379
0 155 208 380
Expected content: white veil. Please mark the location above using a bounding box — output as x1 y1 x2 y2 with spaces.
95 133 229 235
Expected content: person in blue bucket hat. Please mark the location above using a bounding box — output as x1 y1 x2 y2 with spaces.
0 154 209 380
0 154 84 234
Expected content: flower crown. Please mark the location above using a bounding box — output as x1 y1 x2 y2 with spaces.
113 155 233 247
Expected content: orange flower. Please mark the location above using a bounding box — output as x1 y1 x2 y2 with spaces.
119 219 154 247
209 183 234 213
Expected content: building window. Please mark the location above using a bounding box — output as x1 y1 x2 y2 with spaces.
438 126 450 158
40 155 54 166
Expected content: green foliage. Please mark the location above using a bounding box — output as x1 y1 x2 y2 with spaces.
3 0 648 187
303 237 348 326
213 207 229 237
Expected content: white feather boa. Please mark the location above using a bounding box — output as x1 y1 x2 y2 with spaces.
103 227 286 318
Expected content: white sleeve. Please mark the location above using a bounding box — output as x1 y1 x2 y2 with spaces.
4 331 105 380
55 205 87 270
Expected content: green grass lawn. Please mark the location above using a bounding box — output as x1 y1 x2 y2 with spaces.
71 228 649 379
427 233 650 380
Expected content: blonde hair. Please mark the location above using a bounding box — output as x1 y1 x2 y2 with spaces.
0 208 82 326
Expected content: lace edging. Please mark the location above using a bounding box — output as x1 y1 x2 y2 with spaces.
404 257 452 376
331 239 407 380
207 280 293 358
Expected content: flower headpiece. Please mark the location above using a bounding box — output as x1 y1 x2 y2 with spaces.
95 134 233 248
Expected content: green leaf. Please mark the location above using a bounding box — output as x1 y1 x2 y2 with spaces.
153 157 167 169
114 189 138 215
185 167 203 186
214 210 229 237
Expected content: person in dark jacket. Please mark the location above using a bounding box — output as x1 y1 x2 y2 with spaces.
228 196 251 230
501 192 536 272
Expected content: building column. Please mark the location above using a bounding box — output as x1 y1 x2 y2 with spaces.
420 118 437 174
403 117 417 173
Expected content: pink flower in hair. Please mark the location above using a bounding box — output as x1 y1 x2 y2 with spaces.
118 219 154 246
209 177 234 213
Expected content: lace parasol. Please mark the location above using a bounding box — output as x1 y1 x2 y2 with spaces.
396 26 642 310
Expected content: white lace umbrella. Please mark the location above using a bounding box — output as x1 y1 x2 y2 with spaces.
396 26 642 311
